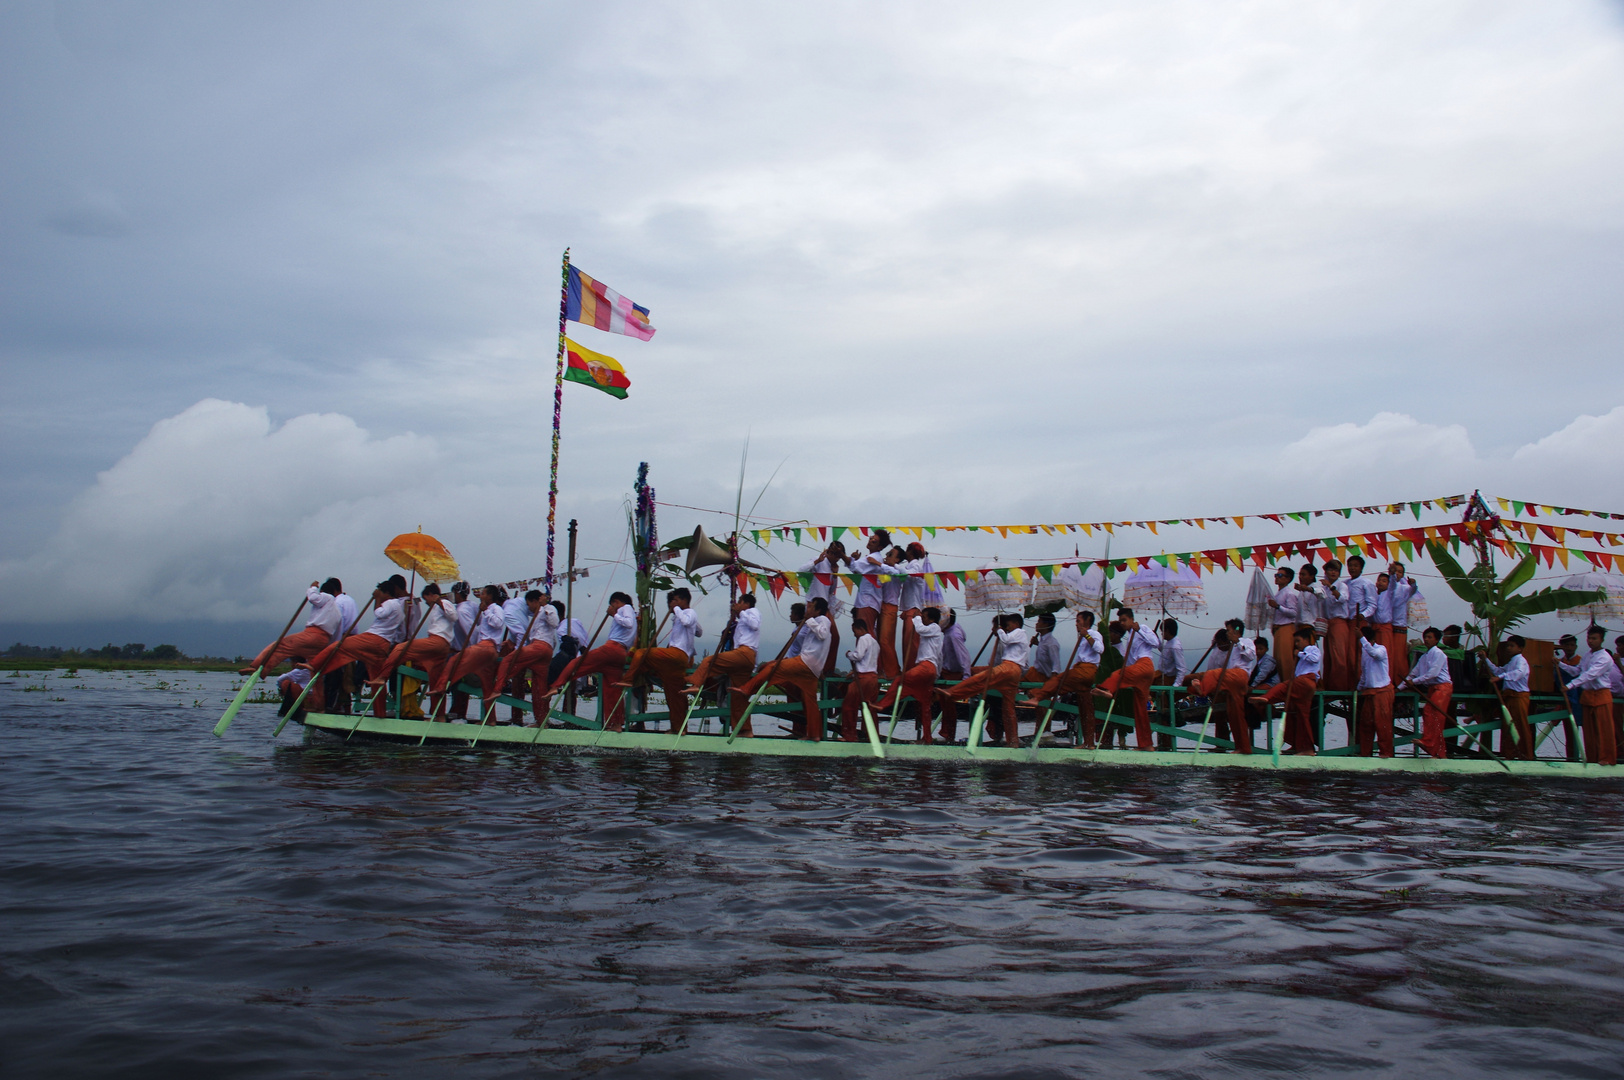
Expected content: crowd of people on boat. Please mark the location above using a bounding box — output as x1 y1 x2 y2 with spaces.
245 530 1624 765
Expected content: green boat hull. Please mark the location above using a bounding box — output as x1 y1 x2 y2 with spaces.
293 712 1623 778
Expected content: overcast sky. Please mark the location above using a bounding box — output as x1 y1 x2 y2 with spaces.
4 1 1624 655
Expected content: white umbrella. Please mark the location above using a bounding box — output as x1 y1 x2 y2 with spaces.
1123 561 1206 617
1244 567 1273 633
1058 563 1105 612
1557 571 1624 622
964 565 1033 612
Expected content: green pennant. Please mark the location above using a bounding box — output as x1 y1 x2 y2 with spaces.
925 527 937 538
1410 502 1422 519
1154 554 1170 568
1339 508 1352 518
1037 564 1054 582
994 568 1011 583
832 526 846 542
798 572 813 589
1398 539 1415 559
1288 512 1309 523
1103 563 1116 579
791 528 801 545
1238 546 1253 559
1512 501 1525 516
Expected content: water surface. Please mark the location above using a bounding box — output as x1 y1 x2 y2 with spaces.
4 669 1624 1077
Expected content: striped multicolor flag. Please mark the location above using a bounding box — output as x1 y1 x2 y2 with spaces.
566 265 656 341
564 337 630 399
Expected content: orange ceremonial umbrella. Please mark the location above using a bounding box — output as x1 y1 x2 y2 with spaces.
385 529 461 583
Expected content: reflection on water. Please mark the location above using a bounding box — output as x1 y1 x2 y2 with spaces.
4 671 1624 1078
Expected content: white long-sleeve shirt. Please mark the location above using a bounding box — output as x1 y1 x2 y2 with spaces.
421 598 458 643
912 617 944 666
1405 644 1450 687
850 552 889 609
1249 653 1279 688
369 597 412 644
1226 637 1257 670
797 558 837 604
1294 644 1323 679
471 603 507 647
1320 579 1353 620
995 627 1030 667
1297 587 1323 629
501 598 531 642
731 608 761 650
606 604 638 646
667 607 702 659
304 587 343 636
1029 632 1061 676
1358 637 1391 690
524 603 561 647
335 593 359 639
798 614 832 674
1272 586 1299 627
1074 627 1104 666
1561 648 1618 691
452 598 479 649
1391 578 1420 628
1346 575 1377 619
1483 654 1530 693
847 634 880 674
1156 638 1187 682
1121 625 1160 667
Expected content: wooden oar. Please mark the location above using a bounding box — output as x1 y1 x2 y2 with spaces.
476 599 558 728
609 608 672 731
960 625 1000 754
861 703 886 759
728 625 802 743
1478 653 1520 751
1190 647 1234 755
1030 626 1091 757
272 597 376 737
350 597 435 740
215 594 308 737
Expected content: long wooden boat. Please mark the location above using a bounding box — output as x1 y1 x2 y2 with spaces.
285 668 1624 777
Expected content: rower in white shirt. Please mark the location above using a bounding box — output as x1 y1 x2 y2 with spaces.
875 606 948 744
731 597 832 740
1557 625 1619 764
943 613 1030 748
1478 634 1533 759
1356 626 1395 757
799 541 846 679
371 582 460 696
1093 608 1161 751
303 575 412 716
1319 559 1355 692
546 592 639 731
838 614 882 742
623 588 703 733
1397 626 1452 759
687 593 761 694
242 577 346 675
1021 609 1107 747
489 589 561 724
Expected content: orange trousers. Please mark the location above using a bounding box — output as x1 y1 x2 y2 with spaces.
1023 662 1098 746
875 661 937 742
1500 691 1532 760
492 640 553 723
308 633 396 717
549 641 630 729
1357 685 1396 757
374 635 454 690
1389 627 1412 685
687 645 756 690
433 640 501 720
1188 666 1252 754
878 603 900 678
627 646 692 732
1260 673 1318 752
1581 689 1618 765
248 625 333 674
839 671 879 741
900 608 921 668
945 661 1023 747
1416 682 1452 759
1272 625 1297 681
1098 657 1156 749
1323 618 1354 692
733 656 822 739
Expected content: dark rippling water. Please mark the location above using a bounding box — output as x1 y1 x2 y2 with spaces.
6 670 1624 1078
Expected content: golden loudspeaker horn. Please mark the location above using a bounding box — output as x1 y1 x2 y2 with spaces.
685 526 736 573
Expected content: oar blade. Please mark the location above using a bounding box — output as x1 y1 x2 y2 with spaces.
214 669 262 737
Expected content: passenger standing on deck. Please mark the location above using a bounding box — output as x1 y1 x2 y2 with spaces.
1385 562 1420 684
898 543 935 669
934 609 971 742
1320 560 1355 692
839 616 880 742
875 607 944 743
687 593 760 694
1558 626 1619 765
1267 567 1300 680
878 546 907 679
1022 610 1104 747
846 532 895 677
1093 608 1159 750
242 578 344 675
1356 625 1395 757
798 542 844 677
1345 556 1376 683
623 589 702 734
546 592 638 731
731 597 830 739
1479 636 1532 760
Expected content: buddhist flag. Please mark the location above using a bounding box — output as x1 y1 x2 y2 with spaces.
566 265 656 340
564 337 630 399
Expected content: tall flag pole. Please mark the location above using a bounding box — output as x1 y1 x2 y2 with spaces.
546 248 571 587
